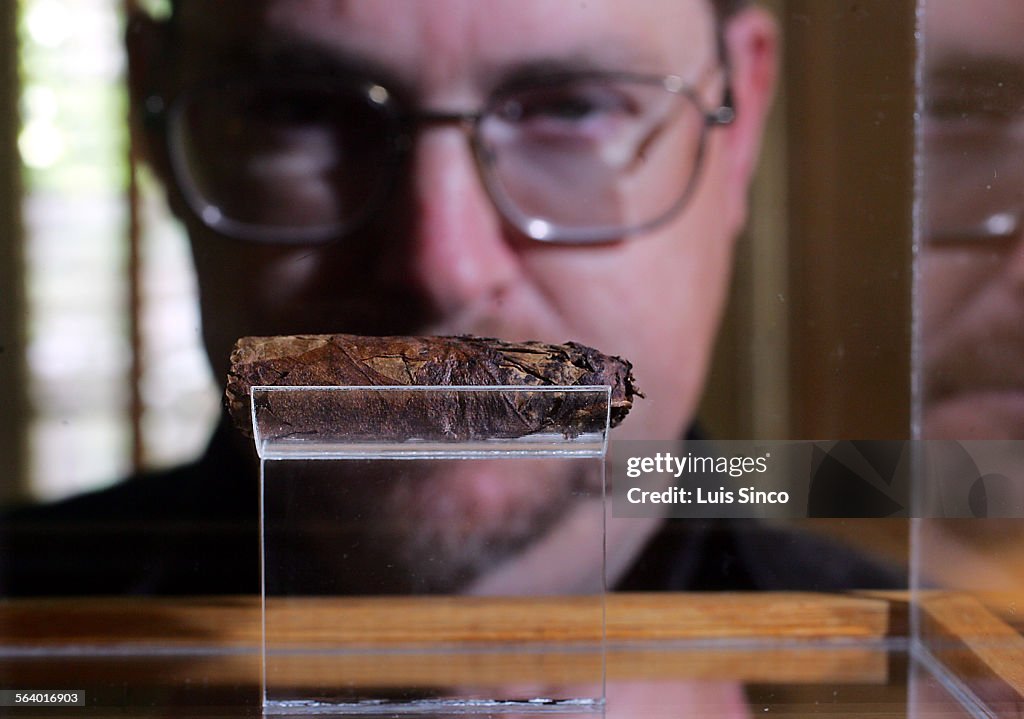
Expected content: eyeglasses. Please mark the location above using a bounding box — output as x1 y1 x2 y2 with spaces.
144 71 734 245
922 95 1024 246
926 210 1022 244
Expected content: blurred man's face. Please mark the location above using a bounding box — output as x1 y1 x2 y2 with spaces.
135 0 773 590
151 0 769 444
921 0 1024 439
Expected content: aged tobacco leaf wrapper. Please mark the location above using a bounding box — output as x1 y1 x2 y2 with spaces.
225 334 640 441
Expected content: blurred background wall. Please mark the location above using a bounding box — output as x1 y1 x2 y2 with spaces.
1 0 217 505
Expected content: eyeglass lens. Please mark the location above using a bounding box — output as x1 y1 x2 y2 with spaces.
479 78 706 239
170 75 709 242
922 88 1024 244
172 78 397 240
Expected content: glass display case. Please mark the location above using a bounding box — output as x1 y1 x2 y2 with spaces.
4 1 1024 717
911 0 1024 714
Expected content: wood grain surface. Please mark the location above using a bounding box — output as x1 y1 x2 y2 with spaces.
0 592 894 649
7 592 1017 701
0 593 902 688
918 592 1024 708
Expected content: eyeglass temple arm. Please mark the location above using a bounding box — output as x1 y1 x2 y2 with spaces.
691 55 735 127
708 85 736 126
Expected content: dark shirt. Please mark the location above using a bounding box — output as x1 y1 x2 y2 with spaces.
616 518 905 591
0 424 904 596
0 423 257 595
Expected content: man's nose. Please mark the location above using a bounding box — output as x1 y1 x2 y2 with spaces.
400 126 520 316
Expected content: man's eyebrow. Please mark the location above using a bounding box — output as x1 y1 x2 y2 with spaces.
205 38 681 100
925 53 1024 119
492 59 645 92
488 45 673 90
926 53 1024 93
212 39 414 94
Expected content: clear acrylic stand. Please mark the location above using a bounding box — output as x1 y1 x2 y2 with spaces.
252 385 609 714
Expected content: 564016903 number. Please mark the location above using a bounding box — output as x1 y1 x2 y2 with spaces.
0 690 85 706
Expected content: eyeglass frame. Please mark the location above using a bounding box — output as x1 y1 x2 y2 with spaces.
142 69 737 245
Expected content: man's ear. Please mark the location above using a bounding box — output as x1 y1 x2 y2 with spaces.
125 10 175 185
720 5 778 231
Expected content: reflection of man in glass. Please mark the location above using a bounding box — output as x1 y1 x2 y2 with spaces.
3 0 900 596
921 0 1024 439
914 0 1024 608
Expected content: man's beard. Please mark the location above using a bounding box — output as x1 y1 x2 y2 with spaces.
263 458 602 595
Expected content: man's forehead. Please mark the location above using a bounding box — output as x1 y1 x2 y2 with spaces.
177 0 717 92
